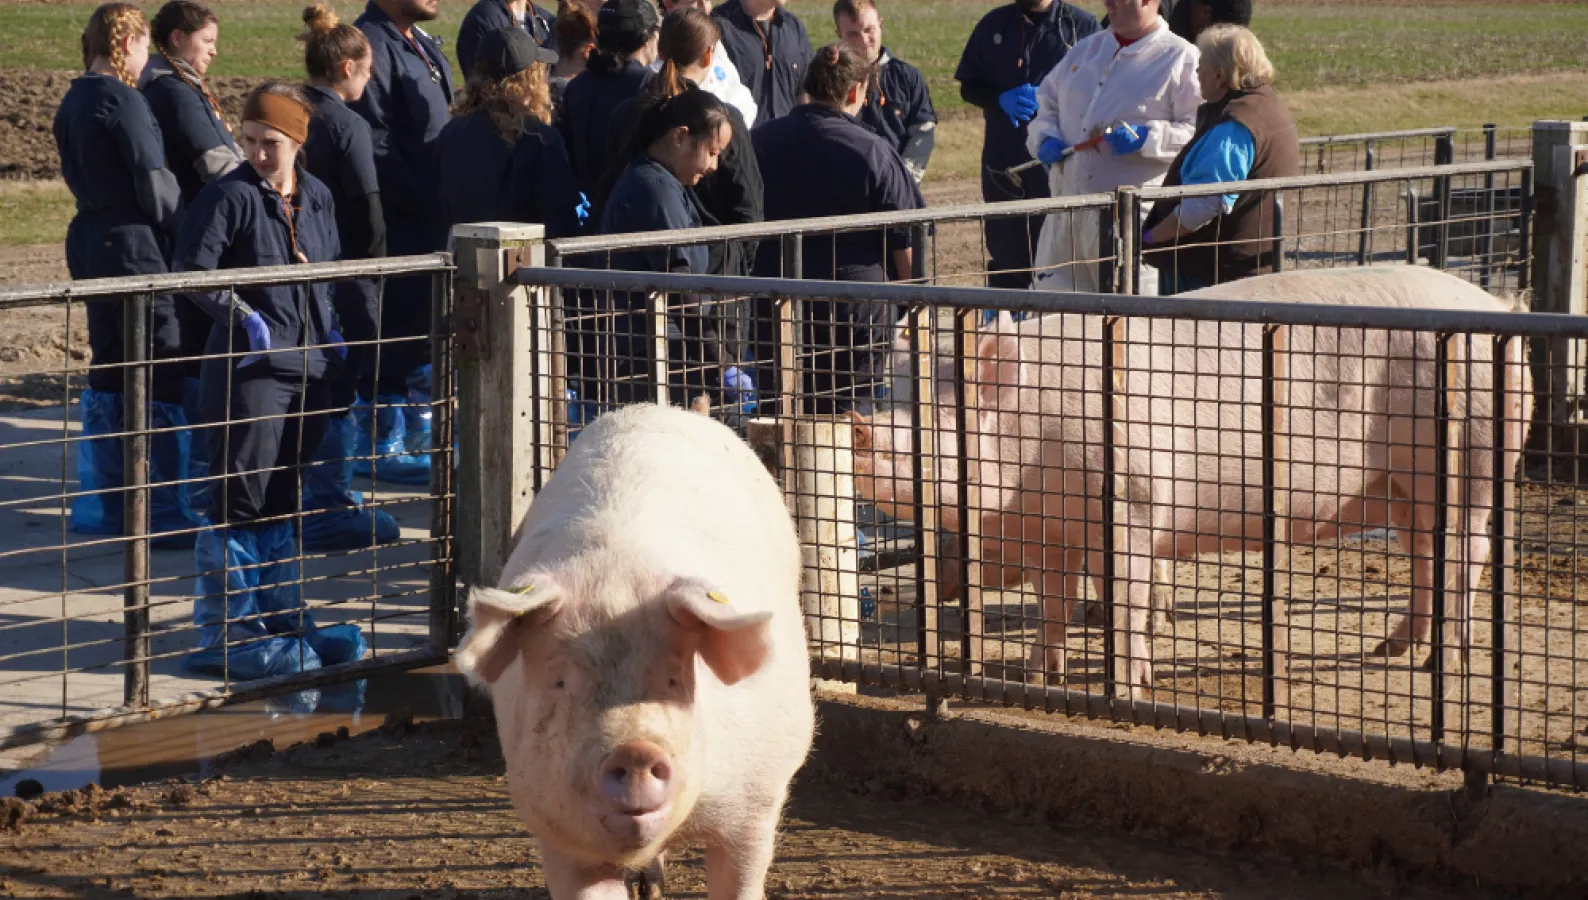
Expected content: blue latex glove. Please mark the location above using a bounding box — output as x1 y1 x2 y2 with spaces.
575 192 591 222
327 328 348 361
1106 122 1149 155
239 311 271 368
997 84 1039 128
1037 137 1071 166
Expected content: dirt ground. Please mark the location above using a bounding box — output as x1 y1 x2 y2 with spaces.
0 716 1511 899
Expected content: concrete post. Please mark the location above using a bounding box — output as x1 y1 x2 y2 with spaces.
452 223 550 592
1530 121 1588 459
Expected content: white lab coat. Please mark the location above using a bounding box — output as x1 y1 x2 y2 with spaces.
650 40 759 127
1025 26 1201 294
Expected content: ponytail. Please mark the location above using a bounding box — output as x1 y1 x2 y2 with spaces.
650 8 719 101
81 2 149 88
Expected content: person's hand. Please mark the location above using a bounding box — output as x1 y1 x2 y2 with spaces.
326 328 348 361
997 84 1039 128
1037 137 1071 166
1106 122 1149 155
239 311 271 368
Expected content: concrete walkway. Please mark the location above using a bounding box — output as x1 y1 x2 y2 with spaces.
0 404 441 736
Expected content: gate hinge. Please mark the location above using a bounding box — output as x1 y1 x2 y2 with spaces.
454 284 490 360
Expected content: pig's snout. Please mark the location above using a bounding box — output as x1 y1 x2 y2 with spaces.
601 741 674 814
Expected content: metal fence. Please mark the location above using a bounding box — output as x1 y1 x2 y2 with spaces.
509 263 1588 793
0 254 456 751
1298 125 1532 176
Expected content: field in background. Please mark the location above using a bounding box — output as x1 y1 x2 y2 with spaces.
1 0 1586 248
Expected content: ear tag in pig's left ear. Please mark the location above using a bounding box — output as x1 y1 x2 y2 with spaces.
511 583 535 616
707 590 730 605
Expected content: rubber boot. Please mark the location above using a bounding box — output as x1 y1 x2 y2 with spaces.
350 395 430 485
184 526 322 680
254 521 368 666
301 413 401 552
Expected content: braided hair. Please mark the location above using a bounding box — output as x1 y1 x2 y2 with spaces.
81 2 149 88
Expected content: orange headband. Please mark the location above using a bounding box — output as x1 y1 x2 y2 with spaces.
242 91 311 145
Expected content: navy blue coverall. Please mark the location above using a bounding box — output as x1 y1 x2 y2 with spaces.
140 53 242 394
599 154 720 407
299 83 402 552
53 72 205 545
455 0 555 78
557 58 652 200
352 1 454 396
173 161 367 680
713 0 812 126
859 49 937 182
751 103 924 413
954 2 1099 289
433 109 583 238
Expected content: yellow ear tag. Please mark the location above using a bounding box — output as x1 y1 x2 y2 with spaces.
707 590 730 605
510 582 535 617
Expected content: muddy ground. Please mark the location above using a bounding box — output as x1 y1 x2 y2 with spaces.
0 716 1512 899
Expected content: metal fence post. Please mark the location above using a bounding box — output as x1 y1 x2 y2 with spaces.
1528 120 1588 460
429 268 458 648
906 308 943 700
952 308 984 696
1357 141 1376 265
122 292 151 708
1481 124 1498 291
1432 134 1455 270
451 223 548 598
1405 188 1421 264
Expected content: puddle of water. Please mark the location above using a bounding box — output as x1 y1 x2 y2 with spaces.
0 664 468 796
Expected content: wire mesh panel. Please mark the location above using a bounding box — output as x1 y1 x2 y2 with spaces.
0 256 456 749
518 263 1588 793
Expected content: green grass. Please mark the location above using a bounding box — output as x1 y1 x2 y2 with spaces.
4 1 1587 204
0 181 74 247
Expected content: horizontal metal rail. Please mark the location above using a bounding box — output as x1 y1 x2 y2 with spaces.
0 646 447 752
547 193 1118 256
0 253 453 309
546 159 1530 258
1299 126 1458 147
1140 158 1530 201
514 267 1575 338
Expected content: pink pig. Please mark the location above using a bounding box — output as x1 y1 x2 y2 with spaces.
855 266 1531 695
455 404 814 899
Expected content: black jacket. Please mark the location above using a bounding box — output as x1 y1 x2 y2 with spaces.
859 49 936 181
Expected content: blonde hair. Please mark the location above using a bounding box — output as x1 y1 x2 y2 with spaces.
1196 24 1274 92
81 3 149 88
452 66 554 145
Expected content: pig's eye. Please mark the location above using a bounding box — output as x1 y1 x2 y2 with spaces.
667 677 678 689
553 678 566 689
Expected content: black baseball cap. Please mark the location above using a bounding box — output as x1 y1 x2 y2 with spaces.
598 0 662 48
475 27 559 79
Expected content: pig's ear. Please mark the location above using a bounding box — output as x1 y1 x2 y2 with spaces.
456 580 564 687
846 409 872 451
973 316 1025 418
664 577 775 686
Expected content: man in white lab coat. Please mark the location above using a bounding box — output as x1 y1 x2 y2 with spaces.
1025 0 1201 294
